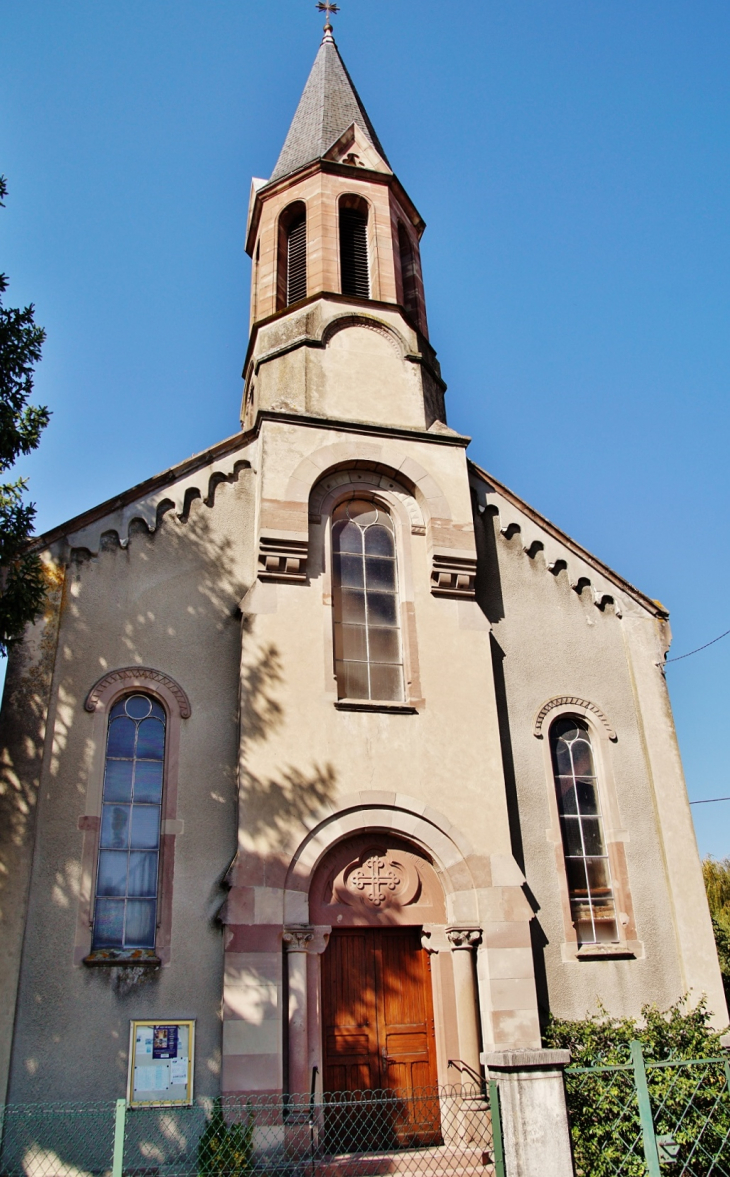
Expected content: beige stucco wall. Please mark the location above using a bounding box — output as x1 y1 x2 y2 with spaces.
472 478 727 1027
4 471 254 1102
4 285 725 1108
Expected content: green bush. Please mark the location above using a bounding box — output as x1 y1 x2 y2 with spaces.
703 856 730 1004
197 1099 254 1177
545 998 730 1177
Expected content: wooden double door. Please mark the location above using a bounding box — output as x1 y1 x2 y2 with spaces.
321 927 440 1148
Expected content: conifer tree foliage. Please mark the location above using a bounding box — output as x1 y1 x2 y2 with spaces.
0 175 49 655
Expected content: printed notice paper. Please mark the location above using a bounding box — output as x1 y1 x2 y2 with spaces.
135 1064 170 1092
135 1028 154 1057
170 1057 188 1085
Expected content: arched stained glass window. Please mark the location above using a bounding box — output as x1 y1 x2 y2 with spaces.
332 500 403 702
92 694 166 950
550 717 618 945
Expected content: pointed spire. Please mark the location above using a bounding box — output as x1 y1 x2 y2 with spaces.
269 33 390 184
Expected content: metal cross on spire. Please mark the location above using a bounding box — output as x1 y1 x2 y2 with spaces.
316 1 340 32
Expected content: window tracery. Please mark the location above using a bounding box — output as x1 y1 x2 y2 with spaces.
332 499 403 701
550 716 618 945
92 693 166 950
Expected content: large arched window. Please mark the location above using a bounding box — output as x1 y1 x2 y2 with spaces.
277 201 307 309
398 223 419 322
332 500 403 701
550 717 618 945
92 694 166 950
339 197 370 299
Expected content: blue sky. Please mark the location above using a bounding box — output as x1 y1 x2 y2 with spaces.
2 0 729 856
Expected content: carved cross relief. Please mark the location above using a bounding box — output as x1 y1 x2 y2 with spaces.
330 846 421 912
350 854 402 906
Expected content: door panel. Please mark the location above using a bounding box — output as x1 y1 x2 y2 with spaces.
322 928 380 1094
321 927 440 1149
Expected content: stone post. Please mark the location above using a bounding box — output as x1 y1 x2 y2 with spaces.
483 1049 574 1177
283 926 313 1097
446 927 483 1080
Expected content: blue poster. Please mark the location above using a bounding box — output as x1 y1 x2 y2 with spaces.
152 1024 179 1059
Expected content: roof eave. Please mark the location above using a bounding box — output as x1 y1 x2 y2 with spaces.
468 459 669 619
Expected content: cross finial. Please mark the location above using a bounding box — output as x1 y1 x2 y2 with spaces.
316 1 340 35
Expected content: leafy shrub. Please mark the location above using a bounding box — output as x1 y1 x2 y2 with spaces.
546 998 730 1177
703 856 730 1004
197 1099 254 1177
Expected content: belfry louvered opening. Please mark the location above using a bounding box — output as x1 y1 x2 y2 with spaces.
277 201 307 310
339 200 370 299
286 214 307 305
398 223 419 322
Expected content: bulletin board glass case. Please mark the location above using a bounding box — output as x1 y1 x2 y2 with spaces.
127 1020 195 1107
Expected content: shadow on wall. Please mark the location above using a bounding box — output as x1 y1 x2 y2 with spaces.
1 473 251 1101
0 563 65 934
237 633 337 852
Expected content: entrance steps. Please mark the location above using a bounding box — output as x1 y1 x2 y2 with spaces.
313 1145 494 1177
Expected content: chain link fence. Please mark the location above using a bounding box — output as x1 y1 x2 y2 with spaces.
0 1085 502 1177
565 1041 730 1177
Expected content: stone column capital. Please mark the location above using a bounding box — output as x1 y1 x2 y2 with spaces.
446 926 482 950
283 926 314 952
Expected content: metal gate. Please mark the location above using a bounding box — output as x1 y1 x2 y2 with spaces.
565 1040 730 1176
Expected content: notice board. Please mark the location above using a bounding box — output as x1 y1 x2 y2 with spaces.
127 1020 195 1106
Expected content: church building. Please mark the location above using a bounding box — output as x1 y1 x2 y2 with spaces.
0 18 724 1120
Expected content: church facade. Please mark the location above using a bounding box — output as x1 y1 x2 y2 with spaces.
0 25 724 1113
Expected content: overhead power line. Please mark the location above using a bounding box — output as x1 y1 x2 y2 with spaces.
664 627 730 664
690 796 730 806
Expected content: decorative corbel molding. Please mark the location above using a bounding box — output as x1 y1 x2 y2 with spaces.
430 553 477 599
533 696 616 741
257 535 308 583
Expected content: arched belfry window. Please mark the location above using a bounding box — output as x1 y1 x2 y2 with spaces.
398 223 419 322
550 717 618 945
339 197 370 299
332 500 403 701
277 201 307 309
92 694 166 950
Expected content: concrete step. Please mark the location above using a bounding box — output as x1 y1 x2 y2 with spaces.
313 1145 494 1177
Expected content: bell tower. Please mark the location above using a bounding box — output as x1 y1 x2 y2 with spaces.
241 21 447 432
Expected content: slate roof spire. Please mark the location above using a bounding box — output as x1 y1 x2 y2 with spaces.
269 30 390 183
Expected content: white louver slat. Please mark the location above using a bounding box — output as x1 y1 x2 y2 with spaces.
286 215 307 305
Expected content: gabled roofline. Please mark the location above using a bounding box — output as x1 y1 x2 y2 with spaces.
30 428 253 553
31 413 470 554
468 459 669 619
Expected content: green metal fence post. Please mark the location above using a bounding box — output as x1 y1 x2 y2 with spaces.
111 1097 126 1177
488 1079 507 1177
630 1040 661 1177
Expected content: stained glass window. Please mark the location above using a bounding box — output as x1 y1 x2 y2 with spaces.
92 694 166 950
332 500 404 702
550 717 619 945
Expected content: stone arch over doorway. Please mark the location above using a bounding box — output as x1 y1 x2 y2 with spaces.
283 790 484 926
309 833 448 1098
280 797 539 1098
